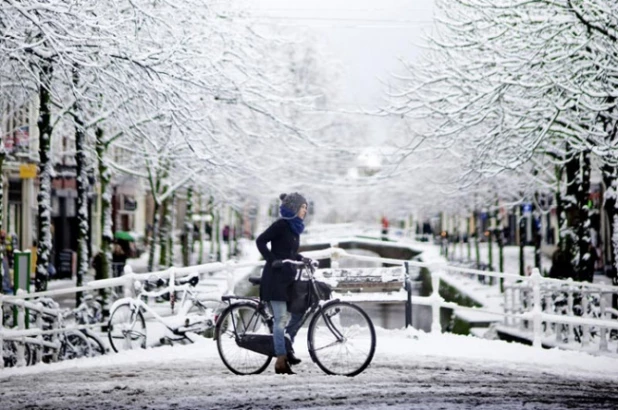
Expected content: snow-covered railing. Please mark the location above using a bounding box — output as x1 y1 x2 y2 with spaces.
316 247 618 354
3 245 618 369
502 276 618 352
0 258 266 369
1 296 64 367
438 262 618 353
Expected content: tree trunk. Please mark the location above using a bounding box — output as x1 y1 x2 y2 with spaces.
215 208 221 262
602 166 618 272
35 62 54 292
182 187 193 267
598 96 618 302
533 192 542 272
168 192 176 267
576 150 592 281
95 129 113 307
159 197 170 268
197 193 204 265
73 67 90 305
147 201 160 272
558 144 580 280
0 151 5 290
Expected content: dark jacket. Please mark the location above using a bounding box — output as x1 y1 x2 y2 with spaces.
256 219 302 301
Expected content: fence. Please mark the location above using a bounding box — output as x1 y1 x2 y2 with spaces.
2 245 618 369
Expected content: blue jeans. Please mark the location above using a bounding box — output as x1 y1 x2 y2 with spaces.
270 301 303 356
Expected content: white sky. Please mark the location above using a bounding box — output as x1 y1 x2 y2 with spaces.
251 0 436 111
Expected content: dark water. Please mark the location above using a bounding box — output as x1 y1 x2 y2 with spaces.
352 301 433 332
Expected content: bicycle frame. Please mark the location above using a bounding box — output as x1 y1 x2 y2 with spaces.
283 259 345 341
110 278 219 336
219 260 344 344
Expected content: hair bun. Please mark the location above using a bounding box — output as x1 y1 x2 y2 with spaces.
279 193 287 201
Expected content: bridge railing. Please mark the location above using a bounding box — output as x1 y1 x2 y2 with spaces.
0 258 265 369
2 246 618 369
318 247 618 354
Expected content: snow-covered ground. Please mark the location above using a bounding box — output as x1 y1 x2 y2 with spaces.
2 327 618 409
3 228 618 409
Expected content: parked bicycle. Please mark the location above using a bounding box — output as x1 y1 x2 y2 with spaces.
69 293 107 356
215 258 376 377
2 339 32 368
2 299 93 367
107 272 222 352
29 298 93 363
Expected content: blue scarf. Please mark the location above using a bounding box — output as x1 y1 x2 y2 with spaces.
280 206 305 235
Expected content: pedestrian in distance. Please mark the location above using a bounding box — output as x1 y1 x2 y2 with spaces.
381 215 389 240
256 192 309 375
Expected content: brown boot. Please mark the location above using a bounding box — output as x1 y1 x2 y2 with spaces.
274 355 295 375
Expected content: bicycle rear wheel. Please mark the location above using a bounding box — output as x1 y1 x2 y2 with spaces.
59 331 92 360
215 302 272 375
308 301 376 377
2 340 31 367
108 302 146 352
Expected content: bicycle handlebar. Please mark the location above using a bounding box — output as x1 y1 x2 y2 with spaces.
281 258 319 268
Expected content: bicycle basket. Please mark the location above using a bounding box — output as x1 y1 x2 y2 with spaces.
288 280 332 314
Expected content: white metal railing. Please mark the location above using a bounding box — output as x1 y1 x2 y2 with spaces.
2 245 618 369
0 258 267 369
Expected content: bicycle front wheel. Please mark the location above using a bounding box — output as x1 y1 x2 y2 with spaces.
308 301 376 376
108 303 146 352
84 331 107 356
215 302 272 375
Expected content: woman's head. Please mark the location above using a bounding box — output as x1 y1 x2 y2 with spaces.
280 192 308 219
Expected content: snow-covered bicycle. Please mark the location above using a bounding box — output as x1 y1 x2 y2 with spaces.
215 258 376 377
107 272 222 352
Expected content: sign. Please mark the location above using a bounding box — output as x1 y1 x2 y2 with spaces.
123 197 137 211
3 126 31 154
522 203 532 215
19 163 37 179
13 251 31 292
13 251 32 328
14 126 29 148
58 249 76 279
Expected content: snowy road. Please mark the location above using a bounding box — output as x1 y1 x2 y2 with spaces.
3 328 618 410
2 358 618 410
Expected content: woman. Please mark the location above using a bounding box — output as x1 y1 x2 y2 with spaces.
256 192 308 375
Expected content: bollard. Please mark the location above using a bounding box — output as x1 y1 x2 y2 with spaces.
330 245 340 270
16 304 26 367
169 268 176 314
566 279 574 344
599 295 608 352
34 305 43 365
123 265 135 298
581 292 589 347
51 312 60 362
404 262 413 328
430 269 442 334
530 268 542 348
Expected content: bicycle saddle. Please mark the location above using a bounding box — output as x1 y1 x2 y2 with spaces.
248 276 261 286
177 274 200 287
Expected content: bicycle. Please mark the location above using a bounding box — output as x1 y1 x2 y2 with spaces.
214 258 376 377
28 298 93 363
107 271 222 352
68 293 107 356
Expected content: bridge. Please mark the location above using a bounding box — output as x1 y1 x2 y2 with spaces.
1 231 618 408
